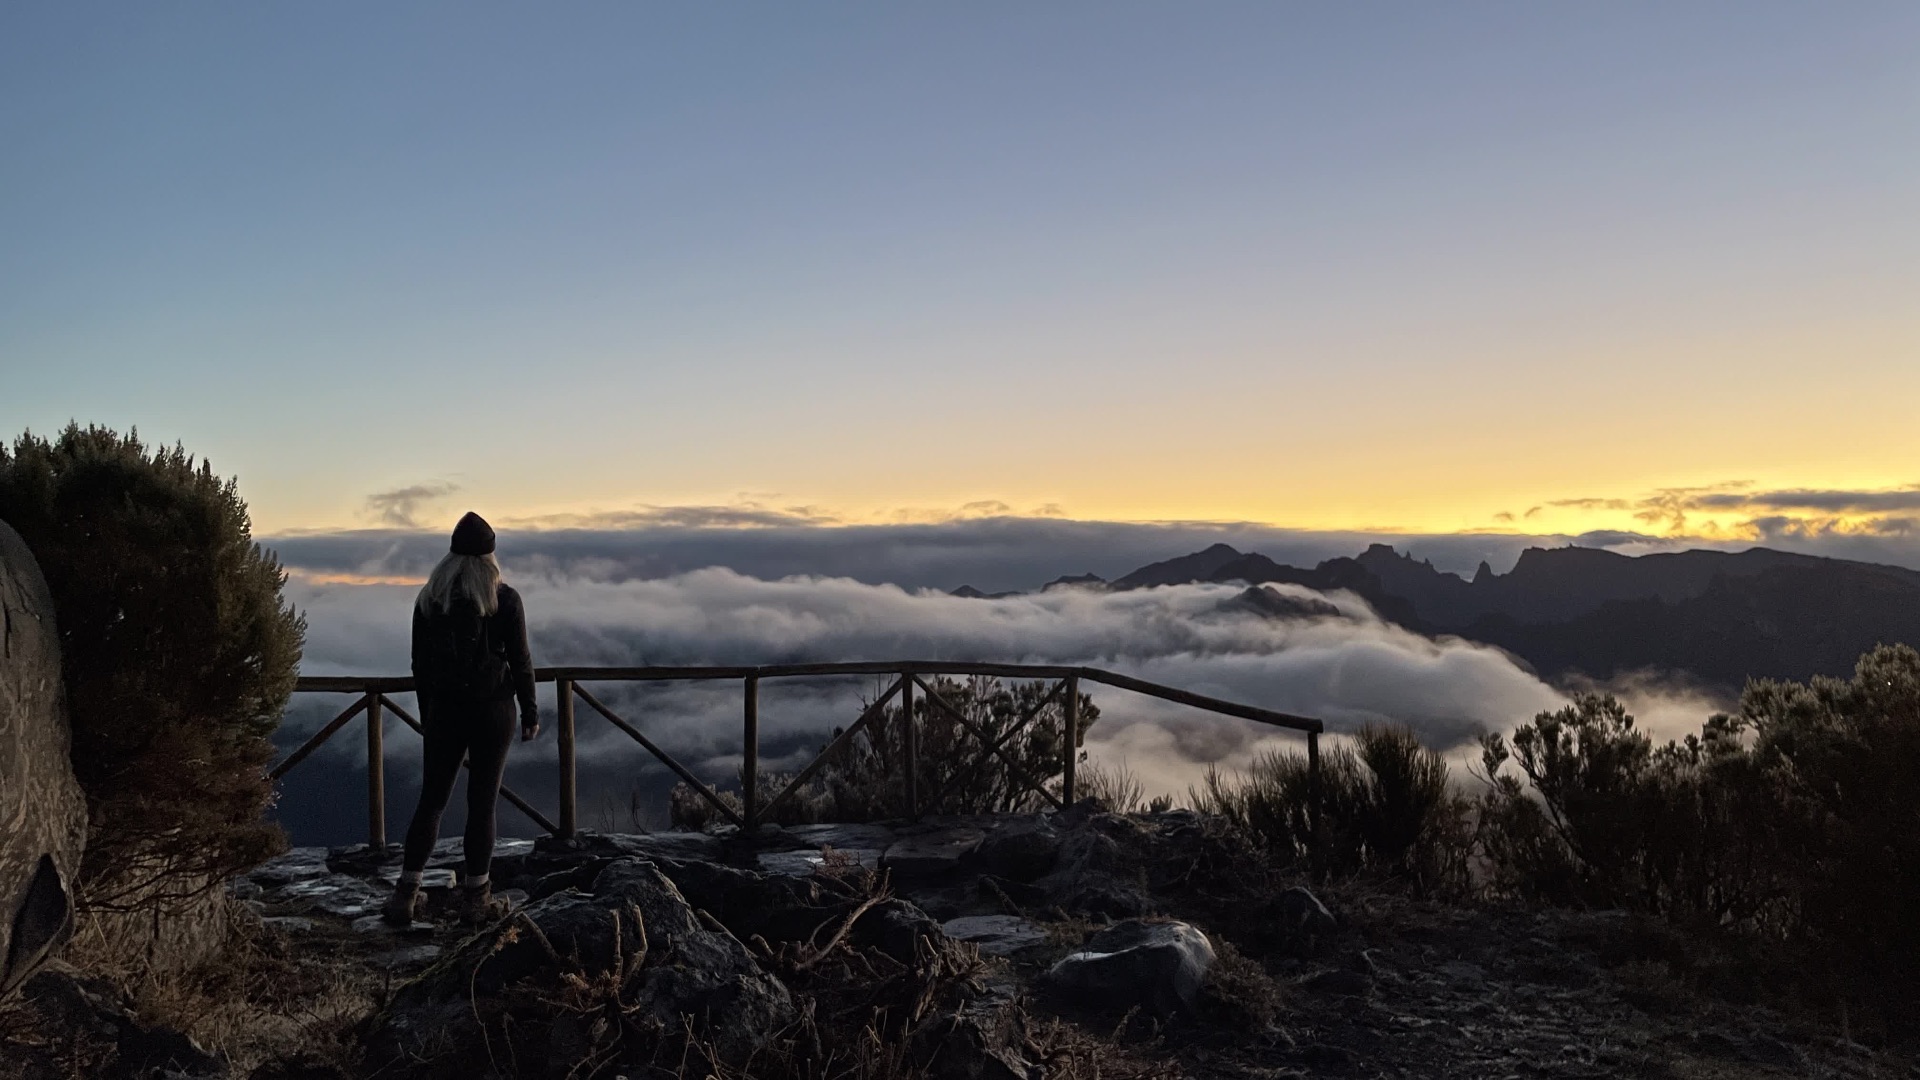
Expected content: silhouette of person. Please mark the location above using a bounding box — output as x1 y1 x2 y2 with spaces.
382 511 538 925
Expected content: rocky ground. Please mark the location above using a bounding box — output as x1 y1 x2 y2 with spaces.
6 806 1916 1079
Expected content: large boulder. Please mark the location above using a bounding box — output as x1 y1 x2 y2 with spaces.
883 826 985 879
967 816 1060 882
1271 885 1338 956
652 856 941 968
1045 919 1216 1014
1033 824 1148 918
0 519 86 998
651 856 833 944
370 857 794 1074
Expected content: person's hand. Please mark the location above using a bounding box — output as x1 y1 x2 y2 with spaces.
520 715 540 741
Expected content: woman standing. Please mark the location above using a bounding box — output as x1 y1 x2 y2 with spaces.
382 512 539 925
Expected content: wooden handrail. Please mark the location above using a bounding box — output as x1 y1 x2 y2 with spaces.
570 682 744 829
278 661 1325 848
1075 668 1323 733
758 676 906 822
269 693 370 781
380 696 559 836
295 662 1324 733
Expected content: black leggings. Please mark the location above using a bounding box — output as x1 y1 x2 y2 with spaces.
401 695 517 880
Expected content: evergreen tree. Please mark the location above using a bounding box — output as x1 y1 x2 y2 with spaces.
0 424 304 908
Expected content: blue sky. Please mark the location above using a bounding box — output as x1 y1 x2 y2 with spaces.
4 3 1915 538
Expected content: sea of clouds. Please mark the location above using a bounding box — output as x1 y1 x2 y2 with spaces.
276 561 1729 843
255 502 1920 842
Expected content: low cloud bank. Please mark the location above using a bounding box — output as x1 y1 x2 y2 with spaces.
266 512 1920 602
279 567 1730 841
267 518 1698 595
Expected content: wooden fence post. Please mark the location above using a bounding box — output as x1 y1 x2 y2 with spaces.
366 691 386 851
901 675 917 819
557 678 577 839
1062 676 1080 805
743 676 760 827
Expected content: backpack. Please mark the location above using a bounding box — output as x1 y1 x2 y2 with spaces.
424 602 511 701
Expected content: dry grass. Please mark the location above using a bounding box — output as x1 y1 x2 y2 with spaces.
0 981 121 1079
1076 760 1146 814
56 910 378 1076
1198 938 1293 1035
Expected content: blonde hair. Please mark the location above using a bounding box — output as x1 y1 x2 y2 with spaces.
417 552 502 616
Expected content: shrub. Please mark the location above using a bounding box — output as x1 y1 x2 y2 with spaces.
1729 645 1920 1004
1477 695 1671 908
0 425 304 908
1481 694 1799 924
1075 759 1144 814
1188 747 1322 869
1191 723 1471 893
1479 649 1920 1027
671 676 1099 827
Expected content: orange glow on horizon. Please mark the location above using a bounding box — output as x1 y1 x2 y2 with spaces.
287 570 427 587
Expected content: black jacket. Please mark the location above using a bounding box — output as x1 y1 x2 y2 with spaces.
411 583 538 720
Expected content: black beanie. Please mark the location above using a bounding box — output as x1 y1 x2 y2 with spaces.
450 511 496 556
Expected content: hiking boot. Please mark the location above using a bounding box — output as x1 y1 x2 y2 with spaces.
381 881 421 927
451 881 509 925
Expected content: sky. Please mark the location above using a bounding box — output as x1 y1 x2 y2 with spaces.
7 4 1915 841
4 3 1917 545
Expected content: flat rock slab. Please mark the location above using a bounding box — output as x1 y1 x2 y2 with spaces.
942 915 1050 956
613 832 725 861
882 828 984 877
782 823 899 852
757 849 883 878
424 837 535 869
373 867 455 889
247 848 334 887
350 915 435 936
268 874 385 918
1046 919 1216 1014
525 831 724 865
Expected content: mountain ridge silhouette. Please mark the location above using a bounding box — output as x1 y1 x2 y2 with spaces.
1107 541 1920 688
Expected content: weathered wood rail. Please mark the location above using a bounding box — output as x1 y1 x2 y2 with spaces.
277 662 1326 850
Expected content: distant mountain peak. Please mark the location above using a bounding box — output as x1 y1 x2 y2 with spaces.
1225 585 1343 622
950 584 1022 600
1040 573 1107 592
1358 543 1440 571
1111 543 1246 590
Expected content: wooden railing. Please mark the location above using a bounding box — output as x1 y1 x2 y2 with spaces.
277 662 1326 850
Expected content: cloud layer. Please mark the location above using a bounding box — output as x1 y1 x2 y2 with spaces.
270 518 1694 597
1532 481 1920 558
269 507 1920 608
277 563 1729 843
